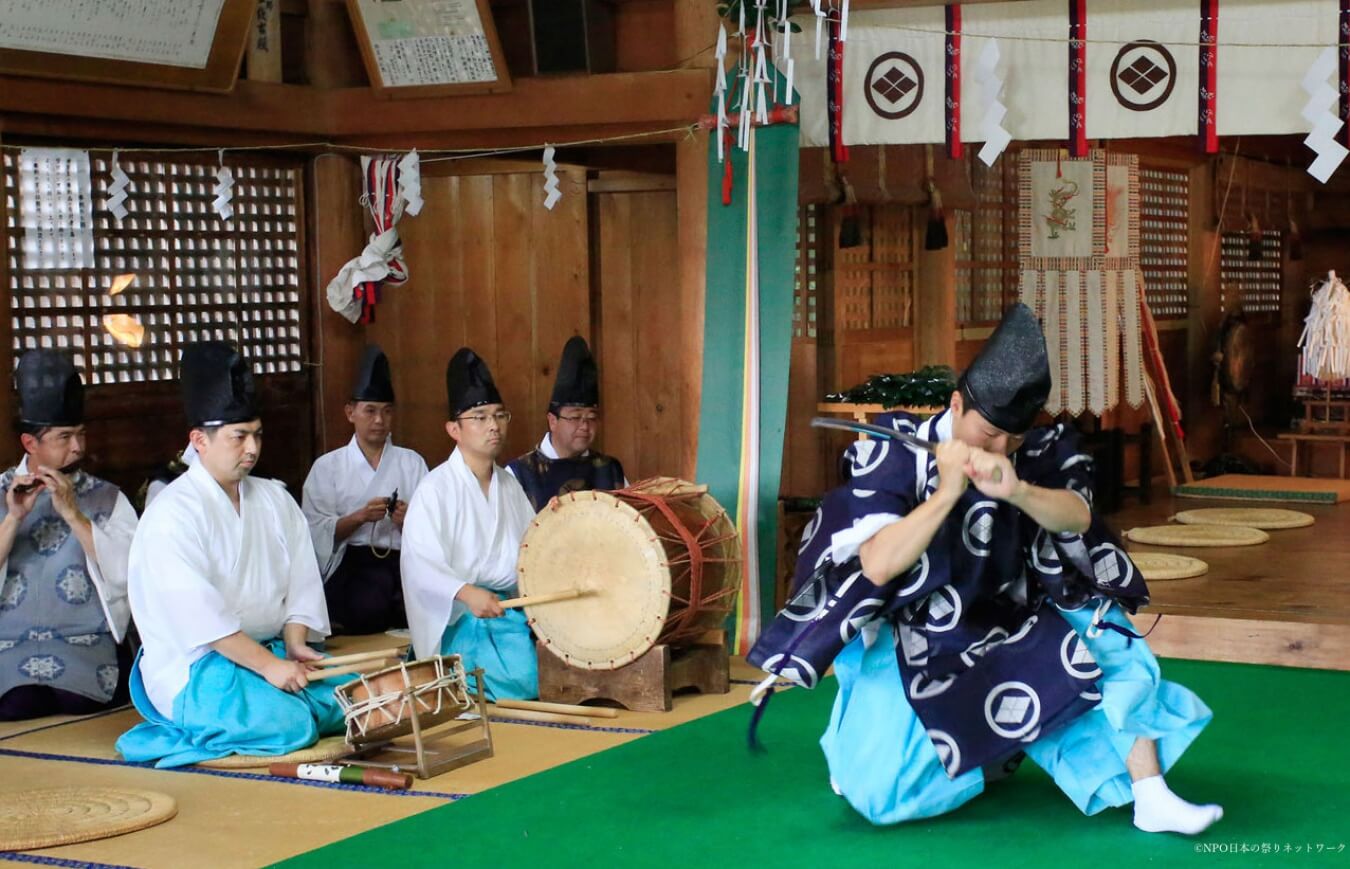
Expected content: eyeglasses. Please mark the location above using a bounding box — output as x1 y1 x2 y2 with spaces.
558 413 600 425
457 410 512 426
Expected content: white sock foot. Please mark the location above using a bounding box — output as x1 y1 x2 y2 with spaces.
1132 775 1223 835
830 777 843 797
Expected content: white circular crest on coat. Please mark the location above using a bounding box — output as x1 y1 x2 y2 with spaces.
1030 529 1063 575
784 573 829 622
1089 543 1135 589
961 500 998 557
923 585 963 633
928 729 962 776
897 551 930 597
840 598 885 643
760 654 819 689
1060 630 1103 680
849 439 891 478
983 681 1042 739
797 507 823 554
910 672 956 701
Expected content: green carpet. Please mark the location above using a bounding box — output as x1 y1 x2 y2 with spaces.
281 660 1347 868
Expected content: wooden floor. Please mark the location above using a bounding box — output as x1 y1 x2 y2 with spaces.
1106 488 1350 670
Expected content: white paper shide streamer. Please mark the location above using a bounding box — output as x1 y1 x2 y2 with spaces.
106 151 130 222
1299 270 1350 380
1301 47 1348 184
213 153 234 222
542 145 561 210
975 39 1011 167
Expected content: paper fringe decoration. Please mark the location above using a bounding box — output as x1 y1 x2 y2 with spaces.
397 150 423 216
542 145 561 210
106 151 130 222
1301 47 1349 183
975 39 1011 167
213 159 234 222
1299 270 1350 381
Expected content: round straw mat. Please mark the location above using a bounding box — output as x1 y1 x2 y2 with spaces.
1129 552 1210 581
1173 507 1315 530
196 735 350 770
1124 524 1269 547
0 787 177 851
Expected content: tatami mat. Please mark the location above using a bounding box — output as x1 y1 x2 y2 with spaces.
0 645 778 867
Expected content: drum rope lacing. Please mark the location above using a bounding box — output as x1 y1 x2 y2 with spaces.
336 656 472 741
617 486 740 643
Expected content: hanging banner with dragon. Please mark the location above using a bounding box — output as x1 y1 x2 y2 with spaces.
1018 149 1144 416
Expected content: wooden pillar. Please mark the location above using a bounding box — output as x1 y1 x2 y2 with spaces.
246 0 284 83
0 131 12 468
1186 161 1221 464
305 0 368 88
307 154 368 454
674 0 718 481
915 212 957 367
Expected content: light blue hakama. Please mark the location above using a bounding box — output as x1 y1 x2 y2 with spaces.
821 603 1212 824
116 640 349 769
439 597 537 701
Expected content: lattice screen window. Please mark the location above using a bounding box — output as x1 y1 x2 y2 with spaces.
4 152 303 384
834 205 915 332
1139 166 1190 318
1219 231 1283 316
955 158 1018 324
792 204 821 341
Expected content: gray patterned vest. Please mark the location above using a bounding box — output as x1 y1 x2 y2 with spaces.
0 467 122 702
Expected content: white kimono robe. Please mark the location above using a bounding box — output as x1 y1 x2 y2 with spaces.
301 437 428 579
400 448 535 660
2 456 136 644
129 461 331 718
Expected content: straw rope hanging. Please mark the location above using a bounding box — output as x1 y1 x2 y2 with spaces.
0 787 177 851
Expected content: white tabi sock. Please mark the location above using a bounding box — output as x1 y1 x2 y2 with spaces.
1131 775 1224 835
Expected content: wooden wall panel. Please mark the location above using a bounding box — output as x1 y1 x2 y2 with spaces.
592 188 686 483
352 167 591 468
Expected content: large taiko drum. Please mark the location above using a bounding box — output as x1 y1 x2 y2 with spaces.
515 478 742 670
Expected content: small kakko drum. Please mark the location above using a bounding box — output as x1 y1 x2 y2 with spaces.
516 478 742 670
335 655 473 744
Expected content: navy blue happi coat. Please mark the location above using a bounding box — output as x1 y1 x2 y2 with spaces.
507 449 627 513
750 410 1150 777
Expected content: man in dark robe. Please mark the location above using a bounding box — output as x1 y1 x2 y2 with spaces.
507 336 626 511
750 304 1221 835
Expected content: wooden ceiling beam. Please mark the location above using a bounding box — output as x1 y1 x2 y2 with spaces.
325 69 711 136
850 0 1033 8
0 68 711 146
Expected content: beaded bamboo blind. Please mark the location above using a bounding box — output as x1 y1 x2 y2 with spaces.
1219 230 1283 317
1139 166 1190 319
833 204 916 333
3 151 304 385
955 157 1018 325
792 203 821 341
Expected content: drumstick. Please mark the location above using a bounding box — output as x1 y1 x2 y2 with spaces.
269 762 412 791
499 588 592 609
486 706 597 726
311 648 405 668
494 698 620 719
306 659 396 681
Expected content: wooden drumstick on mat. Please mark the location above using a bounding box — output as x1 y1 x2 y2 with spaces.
495 698 620 719
499 588 593 609
268 762 411 790
484 705 597 726
306 659 397 681
312 648 405 668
